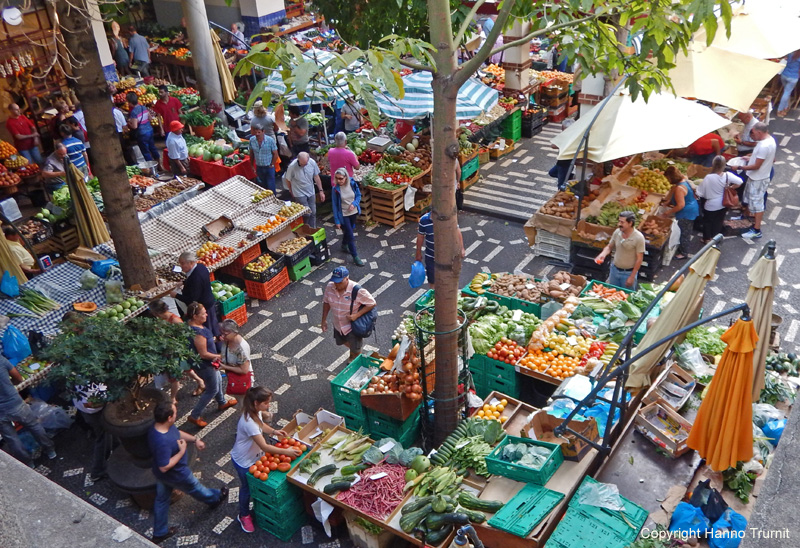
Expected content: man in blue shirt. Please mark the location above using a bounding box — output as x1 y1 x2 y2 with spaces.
249 126 279 193
149 400 227 544
127 25 151 76
165 120 189 175
58 124 89 177
0 356 56 466
127 91 160 163
415 212 464 289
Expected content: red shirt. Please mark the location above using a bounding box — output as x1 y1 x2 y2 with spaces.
688 133 724 156
5 115 37 151
151 97 182 127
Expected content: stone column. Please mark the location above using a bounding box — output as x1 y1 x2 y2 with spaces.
87 0 116 81
239 0 287 37
181 0 225 111
501 20 533 98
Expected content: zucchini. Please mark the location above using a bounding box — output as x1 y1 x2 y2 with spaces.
308 463 337 486
458 508 487 523
400 503 433 533
323 481 352 495
431 496 447 513
402 495 435 515
457 491 504 513
340 463 368 476
330 475 356 483
426 512 470 531
425 525 453 545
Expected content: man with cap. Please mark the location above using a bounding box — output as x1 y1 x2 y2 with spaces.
165 121 189 175
321 267 376 361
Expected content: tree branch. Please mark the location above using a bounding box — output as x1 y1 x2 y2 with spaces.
398 57 434 72
454 0 486 48
455 0 517 85
488 13 600 58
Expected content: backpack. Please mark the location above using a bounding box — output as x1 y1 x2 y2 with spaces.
349 284 377 338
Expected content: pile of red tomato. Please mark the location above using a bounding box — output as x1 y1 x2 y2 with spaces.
486 337 525 364
358 150 383 164
248 438 306 481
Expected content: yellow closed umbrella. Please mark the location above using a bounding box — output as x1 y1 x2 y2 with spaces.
745 249 779 400
626 246 721 390
211 30 236 103
0 233 27 284
66 164 110 248
687 319 757 471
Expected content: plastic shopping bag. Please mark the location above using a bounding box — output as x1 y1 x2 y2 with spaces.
409 261 426 288
2 325 32 365
1 270 19 297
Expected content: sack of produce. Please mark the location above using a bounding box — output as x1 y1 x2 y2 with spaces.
104 279 124 304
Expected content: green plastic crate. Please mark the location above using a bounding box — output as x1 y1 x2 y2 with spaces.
212 283 246 315
470 369 486 390
246 449 309 506
487 375 519 399
488 484 564 537
253 499 309 542
337 406 369 432
294 225 327 245
366 407 421 446
502 124 522 142
501 108 522 130
468 354 486 374
461 155 480 181
483 356 517 382
415 289 434 311
331 355 381 415
287 256 312 281
579 280 634 298
485 436 563 485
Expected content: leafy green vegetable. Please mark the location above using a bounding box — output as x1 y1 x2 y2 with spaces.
723 464 757 503
361 445 384 465
686 325 727 355
448 435 493 476
628 288 658 310
499 442 553 469
759 373 796 406
617 301 642 321
399 447 424 467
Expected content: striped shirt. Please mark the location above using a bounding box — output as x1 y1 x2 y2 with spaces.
323 280 376 336
61 136 86 168
418 212 434 260
249 134 277 167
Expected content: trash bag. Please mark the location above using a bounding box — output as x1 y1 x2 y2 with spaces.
752 403 783 428
80 269 100 290
1 270 19 297
708 508 747 548
762 419 787 446
752 424 775 462
669 501 711 538
104 279 124 304
2 325 32 365
29 399 73 433
689 479 728 524
409 260 426 288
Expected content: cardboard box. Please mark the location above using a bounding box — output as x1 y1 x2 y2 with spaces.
634 401 693 457
265 226 311 255
572 219 614 249
640 214 673 249
292 409 344 446
642 363 697 411
525 410 599 462
524 215 537 247
203 215 235 241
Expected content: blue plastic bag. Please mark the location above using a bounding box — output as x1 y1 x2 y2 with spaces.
709 508 747 548
90 258 119 279
1 270 19 297
762 419 787 446
409 260 426 288
669 501 711 538
2 325 32 365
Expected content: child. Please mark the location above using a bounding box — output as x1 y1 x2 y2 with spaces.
230 387 302 533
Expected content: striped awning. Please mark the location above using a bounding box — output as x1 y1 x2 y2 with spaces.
264 49 348 105
375 71 498 120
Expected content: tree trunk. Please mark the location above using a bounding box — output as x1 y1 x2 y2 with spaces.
181 0 225 118
427 0 464 444
55 0 157 289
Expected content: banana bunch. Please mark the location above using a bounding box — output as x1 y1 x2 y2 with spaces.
468 272 496 294
599 342 620 366
588 202 642 227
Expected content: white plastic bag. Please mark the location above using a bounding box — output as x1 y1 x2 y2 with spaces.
404 186 417 211
669 219 681 248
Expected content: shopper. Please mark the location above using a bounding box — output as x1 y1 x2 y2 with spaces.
738 123 776 239
287 105 310 156
128 25 152 76
52 99 70 133
73 382 112 482
152 85 183 129
230 387 302 533
778 50 800 117
229 22 247 48
663 166 699 260
341 98 362 134
165 121 189 175
415 211 465 289
186 302 237 429
249 126 279 193
328 132 360 177
734 111 759 156
149 400 228 544
219 320 253 396
250 102 276 138
0 355 57 466
686 132 725 168
149 299 207 398
594 211 645 290
5 103 43 166
127 91 160 164
109 32 130 76
41 143 68 191
331 168 364 267
58 124 90 177
321 266 377 360
175 251 220 336
284 152 323 228
696 156 743 243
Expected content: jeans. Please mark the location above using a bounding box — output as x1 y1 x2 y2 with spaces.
136 127 160 163
608 263 637 291
255 165 276 194
548 160 573 189
779 75 798 112
0 402 55 465
191 367 225 419
80 410 112 477
19 147 44 166
232 458 252 518
340 214 358 257
291 142 310 157
153 474 221 536
295 194 317 228
676 218 695 256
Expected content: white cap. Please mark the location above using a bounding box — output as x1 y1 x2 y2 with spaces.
2 7 23 26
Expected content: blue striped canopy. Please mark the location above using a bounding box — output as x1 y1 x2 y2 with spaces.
263 49 348 105
375 72 499 120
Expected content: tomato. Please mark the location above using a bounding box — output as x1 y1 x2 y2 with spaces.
268 462 277 471
281 438 290 444
276 443 285 449
249 465 257 474
277 462 291 473
259 455 268 463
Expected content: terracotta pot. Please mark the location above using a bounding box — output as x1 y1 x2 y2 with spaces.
191 121 215 140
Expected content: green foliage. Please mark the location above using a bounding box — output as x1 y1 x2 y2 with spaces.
625 524 678 548
722 464 757 503
759 373 796 406
42 317 195 404
180 110 215 127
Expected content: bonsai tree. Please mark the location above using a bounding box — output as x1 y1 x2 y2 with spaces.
43 316 195 411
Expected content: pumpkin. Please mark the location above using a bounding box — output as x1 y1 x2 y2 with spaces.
73 301 97 312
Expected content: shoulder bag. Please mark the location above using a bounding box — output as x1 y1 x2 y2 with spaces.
223 343 252 395
349 284 377 338
722 172 740 209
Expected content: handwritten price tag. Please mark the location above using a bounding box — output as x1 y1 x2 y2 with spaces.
369 472 388 480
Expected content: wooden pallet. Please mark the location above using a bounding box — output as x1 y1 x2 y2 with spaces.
357 190 373 223
369 186 406 227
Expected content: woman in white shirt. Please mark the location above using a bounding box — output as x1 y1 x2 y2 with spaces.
697 155 742 243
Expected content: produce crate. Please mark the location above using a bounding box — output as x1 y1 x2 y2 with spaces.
640 215 672 249
331 354 382 417
365 407 422 447
533 241 571 262
294 224 326 245
487 375 519 399
489 141 515 159
369 186 406 227
482 355 517 382
51 226 79 254
579 280 634 298
500 108 522 133
460 154 480 182
289 218 303 230
536 229 572 248
218 288 246 315
221 303 248 327
634 401 693 457
485 436 563 485
460 171 480 192
230 243 263 271
414 289 434 311
478 147 490 165
243 254 286 283
252 499 309 542
502 121 522 142
269 237 313 267
287 256 312 281
245 267 290 301
309 239 330 266
488 483 565 538
522 118 544 139
357 189 373 223
337 406 369 431
246 451 309 506
345 511 395 548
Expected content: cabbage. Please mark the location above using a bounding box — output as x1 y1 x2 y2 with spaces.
398 447 423 467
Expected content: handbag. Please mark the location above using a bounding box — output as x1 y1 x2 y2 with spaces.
722 173 740 209
222 344 252 395
349 284 377 338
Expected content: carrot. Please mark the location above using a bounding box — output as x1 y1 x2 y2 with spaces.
592 283 628 302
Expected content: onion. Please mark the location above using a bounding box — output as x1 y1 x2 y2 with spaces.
367 387 375 394
412 384 422 394
361 390 367 395
403 363 413 373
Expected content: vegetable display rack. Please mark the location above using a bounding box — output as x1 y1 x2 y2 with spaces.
369 186 406 227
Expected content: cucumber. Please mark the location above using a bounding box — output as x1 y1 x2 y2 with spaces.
400 503 433 533
323 481 352 495
340 464 368 476
457 491 504 513
308 464 337 486
458 508 487 523
425 525 453 545
329 475 356 483
425 512 470 531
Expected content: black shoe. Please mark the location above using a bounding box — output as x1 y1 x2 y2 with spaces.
89 471 108 482
152 526 177 544
209 486 229 510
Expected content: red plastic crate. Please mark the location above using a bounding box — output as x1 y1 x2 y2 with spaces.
209 271 215 282
222 303 248 327
289 218 303 230
245 268 290 301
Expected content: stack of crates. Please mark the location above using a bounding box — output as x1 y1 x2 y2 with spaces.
247 465 309 541
469 355 519 399
500 109 522 142
330 355 381 431
365 407 422 447
294 225 330 266
244 256 290 301
533 230 572 263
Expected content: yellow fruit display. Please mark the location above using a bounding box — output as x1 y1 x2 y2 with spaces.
627 168 671 194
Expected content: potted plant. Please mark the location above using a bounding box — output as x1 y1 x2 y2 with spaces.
181 99 223 139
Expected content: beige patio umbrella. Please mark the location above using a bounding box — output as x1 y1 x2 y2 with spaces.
66 164 110 248
746 250 779 400
669 44 783 112
694 1 800 59
0 234 27 284
211 30 236 103
626 246 721 390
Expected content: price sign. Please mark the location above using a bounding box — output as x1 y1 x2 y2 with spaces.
369 472 388 480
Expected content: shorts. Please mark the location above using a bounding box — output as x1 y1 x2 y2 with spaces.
425 255 435 285
333 328 363 353
746 178 770 213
